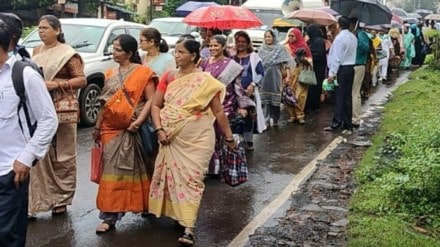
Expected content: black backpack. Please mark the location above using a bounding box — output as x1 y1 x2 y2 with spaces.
12 59 44 166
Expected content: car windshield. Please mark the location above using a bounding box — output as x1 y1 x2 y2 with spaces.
149 20 189 36
250 9 283 29
21 24 106 53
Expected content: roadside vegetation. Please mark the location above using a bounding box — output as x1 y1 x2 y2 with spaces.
347 65 440 246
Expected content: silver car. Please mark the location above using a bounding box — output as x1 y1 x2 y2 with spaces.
20 18 148 126
148 17 201 49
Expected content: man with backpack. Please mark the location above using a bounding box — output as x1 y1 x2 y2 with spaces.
0 14 57 247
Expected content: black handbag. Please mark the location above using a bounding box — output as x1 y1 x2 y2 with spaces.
139 120 159 155
120 77 158 155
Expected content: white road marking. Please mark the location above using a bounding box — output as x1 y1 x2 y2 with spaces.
228 136 344 247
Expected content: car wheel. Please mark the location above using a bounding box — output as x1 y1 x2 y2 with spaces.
79 83 101 126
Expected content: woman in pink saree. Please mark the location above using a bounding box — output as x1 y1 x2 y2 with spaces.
149 38 235 246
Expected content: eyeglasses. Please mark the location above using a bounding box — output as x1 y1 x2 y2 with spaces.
174 50 191 56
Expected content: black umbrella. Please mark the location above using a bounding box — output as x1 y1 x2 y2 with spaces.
331 0 392 25
415 9 433 19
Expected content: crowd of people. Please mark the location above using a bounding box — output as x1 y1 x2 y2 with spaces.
0 11 432 247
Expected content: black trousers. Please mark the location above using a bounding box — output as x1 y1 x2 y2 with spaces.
331 65 354 130
0 171 29 247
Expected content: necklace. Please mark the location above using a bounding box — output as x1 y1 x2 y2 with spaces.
176 67 198 79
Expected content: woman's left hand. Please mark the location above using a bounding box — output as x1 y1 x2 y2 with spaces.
225 138 237 150
128 121 141 132
246 84 254 96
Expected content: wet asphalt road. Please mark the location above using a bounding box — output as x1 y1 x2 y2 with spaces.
26 70 409 247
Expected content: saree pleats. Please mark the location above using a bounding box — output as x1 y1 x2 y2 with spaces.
29 123 77 214
96 65 155 213
96 131 151 212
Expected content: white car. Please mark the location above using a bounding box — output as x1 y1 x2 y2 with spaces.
148 17 201 48
20 18 148 126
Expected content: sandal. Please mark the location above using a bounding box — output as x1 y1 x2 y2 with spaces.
52 206 66 215
95 220 115 234
28 214 37 221
178 232 195 246
245 142 254 151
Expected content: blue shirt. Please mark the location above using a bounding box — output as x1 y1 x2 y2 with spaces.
233 54 264 88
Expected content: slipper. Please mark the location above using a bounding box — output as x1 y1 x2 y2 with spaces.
178 232 195 246
28 214 37 221
52 206 66 215
95 221 115 234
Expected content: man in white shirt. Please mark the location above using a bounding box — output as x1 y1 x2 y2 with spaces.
0 15 57 247
324 16 358 134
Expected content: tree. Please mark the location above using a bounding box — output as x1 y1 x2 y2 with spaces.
0 0 53 10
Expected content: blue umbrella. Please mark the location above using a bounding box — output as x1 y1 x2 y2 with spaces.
176 1 219 17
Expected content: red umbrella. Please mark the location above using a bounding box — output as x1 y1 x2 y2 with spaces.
182 5 263 30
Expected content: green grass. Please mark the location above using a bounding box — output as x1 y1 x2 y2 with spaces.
347 67 440 246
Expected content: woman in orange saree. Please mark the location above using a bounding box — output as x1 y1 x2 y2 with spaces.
92 34 156 233
149 39 236 246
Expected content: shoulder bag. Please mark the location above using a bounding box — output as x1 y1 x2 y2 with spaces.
120 73 158 156
53 80 79 124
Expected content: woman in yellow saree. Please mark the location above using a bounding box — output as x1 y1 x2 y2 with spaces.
92 34 156 233
149 39 236 246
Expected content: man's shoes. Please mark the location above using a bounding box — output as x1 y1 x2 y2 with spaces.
352 123 360 129
323 126 342 132
287 118 296 123
298 119 306 125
